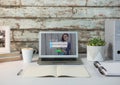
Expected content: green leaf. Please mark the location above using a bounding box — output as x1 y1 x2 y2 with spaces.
87 37 105 46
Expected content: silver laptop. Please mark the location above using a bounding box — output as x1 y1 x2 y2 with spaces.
37 31 81 65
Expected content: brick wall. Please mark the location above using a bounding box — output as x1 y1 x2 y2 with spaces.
0 0 120 53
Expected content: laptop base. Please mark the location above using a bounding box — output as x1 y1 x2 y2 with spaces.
37 57 82 65
41 58 77 61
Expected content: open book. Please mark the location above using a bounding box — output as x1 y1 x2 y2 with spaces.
94 61 120 77
21 65 90 77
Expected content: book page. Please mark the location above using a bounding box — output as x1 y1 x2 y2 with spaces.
57 65 90 77
22 65 57 77
101 62 120 76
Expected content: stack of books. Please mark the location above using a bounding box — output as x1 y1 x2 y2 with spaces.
0 51 22 62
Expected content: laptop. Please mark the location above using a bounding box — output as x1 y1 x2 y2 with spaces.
37 31 81 65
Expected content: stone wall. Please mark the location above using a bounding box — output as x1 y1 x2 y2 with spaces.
0 0 120 53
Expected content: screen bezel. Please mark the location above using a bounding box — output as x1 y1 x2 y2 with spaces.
39 31 78 58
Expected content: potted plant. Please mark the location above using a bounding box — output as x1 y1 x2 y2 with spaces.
87 37 105 61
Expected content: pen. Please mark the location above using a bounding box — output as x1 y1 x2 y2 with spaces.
17 69 23 76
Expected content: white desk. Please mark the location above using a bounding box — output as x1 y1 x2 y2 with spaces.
0 54 120 85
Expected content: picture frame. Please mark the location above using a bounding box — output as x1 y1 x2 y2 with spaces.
0 26 10 54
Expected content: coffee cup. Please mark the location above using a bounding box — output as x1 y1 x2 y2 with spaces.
21 48 33 63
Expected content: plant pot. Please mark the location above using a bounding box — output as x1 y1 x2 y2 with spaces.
87 46 105 61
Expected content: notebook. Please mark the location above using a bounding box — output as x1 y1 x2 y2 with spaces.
94 61 120 77
21 65 90 78
38 31 80 65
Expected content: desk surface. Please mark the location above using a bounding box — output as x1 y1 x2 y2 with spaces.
0 54 120 85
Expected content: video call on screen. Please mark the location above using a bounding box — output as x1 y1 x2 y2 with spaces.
41 33 76 55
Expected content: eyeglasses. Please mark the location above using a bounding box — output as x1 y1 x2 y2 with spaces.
94 61 107 75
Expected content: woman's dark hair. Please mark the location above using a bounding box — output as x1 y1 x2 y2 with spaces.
61 33 69 41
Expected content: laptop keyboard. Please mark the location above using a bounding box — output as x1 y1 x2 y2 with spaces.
37 58 83 65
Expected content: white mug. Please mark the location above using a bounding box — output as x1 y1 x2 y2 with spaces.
21 48 33 63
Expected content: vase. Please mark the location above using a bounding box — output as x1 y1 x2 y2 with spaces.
87 46 105 61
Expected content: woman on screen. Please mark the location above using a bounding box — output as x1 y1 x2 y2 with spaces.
58 33 71 55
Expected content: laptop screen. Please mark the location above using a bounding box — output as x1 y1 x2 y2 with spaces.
39 31 78 58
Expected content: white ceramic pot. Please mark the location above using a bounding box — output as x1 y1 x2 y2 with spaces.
87 46 105 61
